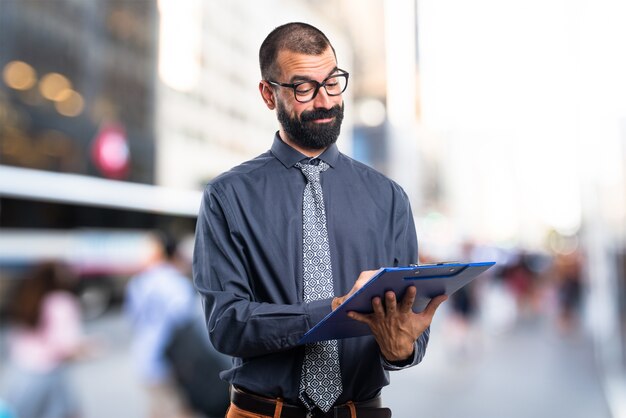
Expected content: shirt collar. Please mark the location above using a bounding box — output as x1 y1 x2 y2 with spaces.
270 132 339 168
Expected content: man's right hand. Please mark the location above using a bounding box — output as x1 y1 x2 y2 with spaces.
332 269 380 310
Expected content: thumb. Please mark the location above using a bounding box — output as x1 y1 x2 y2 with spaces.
423 294 448 318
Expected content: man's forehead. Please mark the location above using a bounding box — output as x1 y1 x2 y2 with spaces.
276 48 337 81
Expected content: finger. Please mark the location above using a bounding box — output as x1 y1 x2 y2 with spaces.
346 270 381 301
385 291 397 314
357 269 380 285
399 286 416 313
372 297 385 318
423 294 448 318
347 311 372 325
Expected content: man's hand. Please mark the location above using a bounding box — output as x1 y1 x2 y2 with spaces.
332 269 380 310
347 287 447 362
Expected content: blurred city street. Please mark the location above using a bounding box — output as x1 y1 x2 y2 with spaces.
384 309 611 418
1 1 626 417
1 304 611 418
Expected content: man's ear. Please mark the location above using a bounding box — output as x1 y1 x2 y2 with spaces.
259 81 276 110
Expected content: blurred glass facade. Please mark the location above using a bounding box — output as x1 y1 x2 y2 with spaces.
0 0 165 232
0 0 158 182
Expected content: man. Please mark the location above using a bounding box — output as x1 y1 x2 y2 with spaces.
193 22 447 418
125 234 198 418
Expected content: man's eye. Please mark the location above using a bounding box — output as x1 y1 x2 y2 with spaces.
295 84 314 94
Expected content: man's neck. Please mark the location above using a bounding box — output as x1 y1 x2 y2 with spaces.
278 129 327 158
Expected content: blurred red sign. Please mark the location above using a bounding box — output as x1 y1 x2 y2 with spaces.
91 124 130 179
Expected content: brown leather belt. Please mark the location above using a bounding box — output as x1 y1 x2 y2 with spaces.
230 386 391 418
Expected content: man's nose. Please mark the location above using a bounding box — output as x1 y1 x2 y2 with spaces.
312 86 333 108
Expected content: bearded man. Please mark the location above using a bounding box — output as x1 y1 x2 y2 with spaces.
193 22 446 418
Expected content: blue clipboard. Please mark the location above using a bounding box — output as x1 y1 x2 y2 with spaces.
299 261 496 344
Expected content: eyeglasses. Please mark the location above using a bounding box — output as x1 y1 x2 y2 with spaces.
266 69 349 103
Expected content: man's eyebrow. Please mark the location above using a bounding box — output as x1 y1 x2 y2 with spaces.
288 67 339 83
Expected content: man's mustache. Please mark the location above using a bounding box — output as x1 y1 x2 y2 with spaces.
300 105 342 122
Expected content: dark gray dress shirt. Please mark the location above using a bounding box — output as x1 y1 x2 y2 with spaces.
193 134 429 405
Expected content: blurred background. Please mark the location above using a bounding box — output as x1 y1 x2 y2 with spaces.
0 0 625 417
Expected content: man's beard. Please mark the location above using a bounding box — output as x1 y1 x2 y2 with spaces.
277 100 344 150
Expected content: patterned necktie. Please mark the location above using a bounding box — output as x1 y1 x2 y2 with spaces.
295 160 343 412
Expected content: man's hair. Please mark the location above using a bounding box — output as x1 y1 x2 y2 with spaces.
153 230 179 260
259 22 336 81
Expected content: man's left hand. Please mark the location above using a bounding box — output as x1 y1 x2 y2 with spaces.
347 287 447 362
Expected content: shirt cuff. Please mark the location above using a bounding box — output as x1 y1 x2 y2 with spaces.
381 341 418 370
305 298 333 329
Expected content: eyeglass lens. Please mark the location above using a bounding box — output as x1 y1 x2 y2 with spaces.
294 74 347 102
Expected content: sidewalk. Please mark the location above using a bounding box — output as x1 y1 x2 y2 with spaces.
0 307 612 418
383 311 611 418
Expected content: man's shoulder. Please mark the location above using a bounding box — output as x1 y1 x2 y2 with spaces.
206 150 276 190
338 153 407 195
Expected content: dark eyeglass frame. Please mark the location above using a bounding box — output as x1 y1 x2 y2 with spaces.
266 69 349 103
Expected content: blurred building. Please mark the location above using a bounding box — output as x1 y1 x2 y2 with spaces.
0 0 170 318
0 0 157 183
0 0 353 314
155 0 353 190
0 0 161 229
316 0 426 209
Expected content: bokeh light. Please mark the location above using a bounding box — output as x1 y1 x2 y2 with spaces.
2 61 37 91
39 72 72 101
54 90 84 117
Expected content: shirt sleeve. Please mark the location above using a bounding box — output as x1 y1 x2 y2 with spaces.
193 185 331 358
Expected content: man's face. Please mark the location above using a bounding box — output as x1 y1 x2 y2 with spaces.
272 47 345 151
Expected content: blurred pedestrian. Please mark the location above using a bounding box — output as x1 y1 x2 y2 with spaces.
502 252 537 318
125 233 196 418
2 262 87 418
444 241 481 359
553 249 584 333
125 232 229 418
